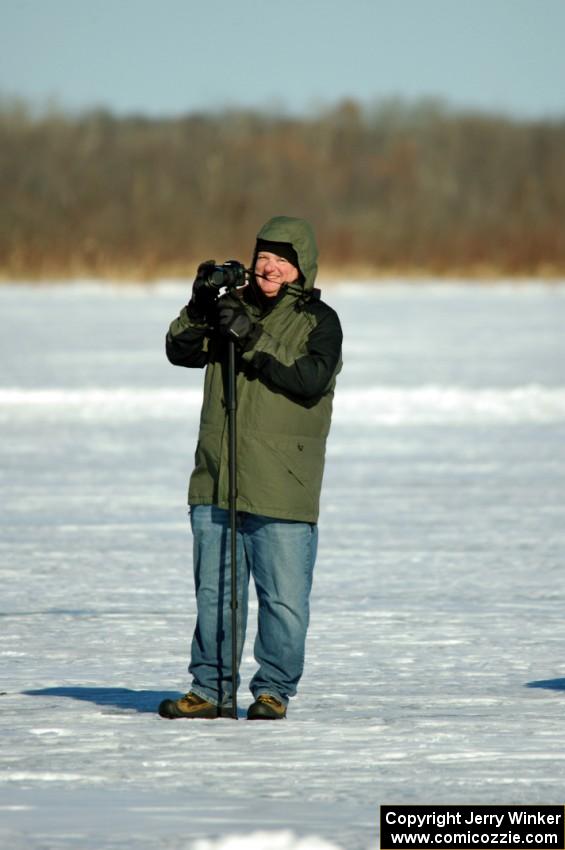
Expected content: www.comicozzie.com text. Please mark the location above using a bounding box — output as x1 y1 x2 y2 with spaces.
382 807 564 847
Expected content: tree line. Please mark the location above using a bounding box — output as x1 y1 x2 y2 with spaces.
1 97 564 279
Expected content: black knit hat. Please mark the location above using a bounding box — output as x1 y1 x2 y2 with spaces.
255 239 299 271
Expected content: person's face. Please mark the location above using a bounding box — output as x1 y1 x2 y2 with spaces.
254 251 300 298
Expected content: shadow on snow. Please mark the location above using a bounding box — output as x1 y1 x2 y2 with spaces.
526 678 565 691
22 686 246 718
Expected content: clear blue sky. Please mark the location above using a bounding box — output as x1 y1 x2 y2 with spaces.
2 0 565 119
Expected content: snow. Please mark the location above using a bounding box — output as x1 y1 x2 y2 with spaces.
190 833 344 850
2 384 565 425
1 281 565 850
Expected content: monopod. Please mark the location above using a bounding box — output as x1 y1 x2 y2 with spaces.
227 336 239 720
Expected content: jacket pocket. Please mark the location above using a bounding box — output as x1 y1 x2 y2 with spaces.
238 430 325 519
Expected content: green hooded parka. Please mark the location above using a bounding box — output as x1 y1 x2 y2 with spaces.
166 216 342 523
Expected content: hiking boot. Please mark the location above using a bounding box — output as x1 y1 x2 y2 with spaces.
158 692 230 719
247 694 287 720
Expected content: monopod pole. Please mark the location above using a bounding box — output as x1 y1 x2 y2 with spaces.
227 337 238 720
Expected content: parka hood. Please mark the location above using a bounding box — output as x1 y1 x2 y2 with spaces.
254 216 318 293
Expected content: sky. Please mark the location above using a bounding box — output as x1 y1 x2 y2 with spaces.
1 0 565 119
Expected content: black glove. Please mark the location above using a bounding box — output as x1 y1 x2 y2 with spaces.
217 295 258 346
187 259 218 321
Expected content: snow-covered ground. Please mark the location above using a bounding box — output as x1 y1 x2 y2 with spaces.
1 280 564 850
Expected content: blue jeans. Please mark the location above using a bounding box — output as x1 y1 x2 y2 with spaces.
188 504 318 708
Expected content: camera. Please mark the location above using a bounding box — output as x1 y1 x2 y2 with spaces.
204 260 248 291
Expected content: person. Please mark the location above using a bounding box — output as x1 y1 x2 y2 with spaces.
158 216 342 720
